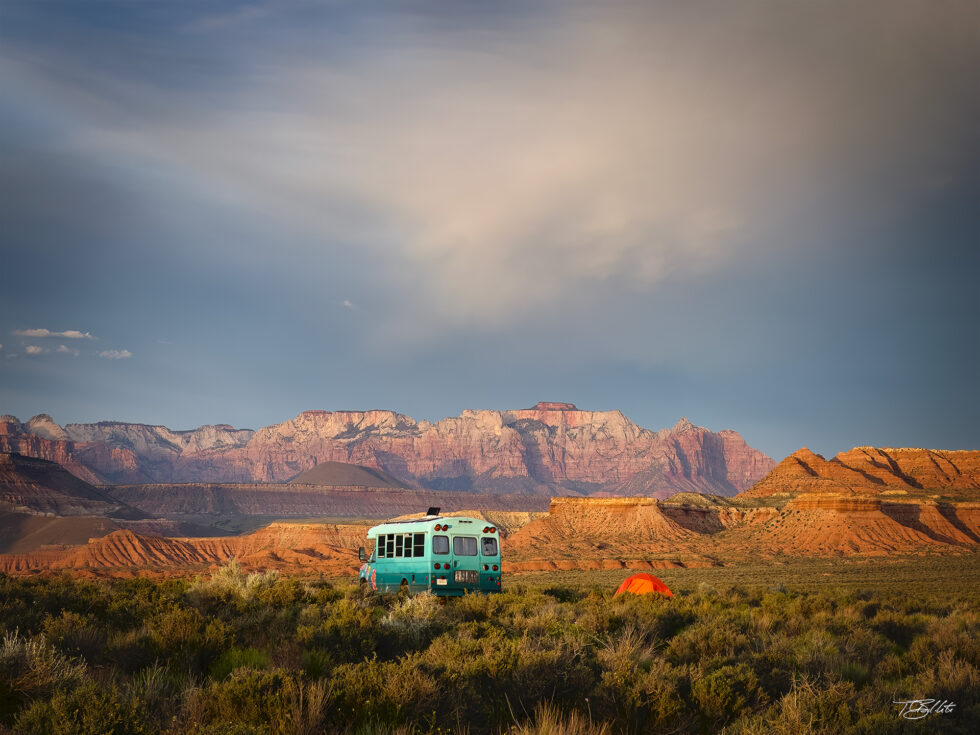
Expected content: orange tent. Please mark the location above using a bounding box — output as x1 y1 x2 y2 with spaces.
614 573 673 597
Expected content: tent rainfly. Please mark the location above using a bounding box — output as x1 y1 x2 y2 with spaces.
614 573 674 597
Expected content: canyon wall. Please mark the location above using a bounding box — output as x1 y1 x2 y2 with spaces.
1 403 775 497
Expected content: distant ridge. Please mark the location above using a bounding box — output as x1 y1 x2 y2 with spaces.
288 461 408 488
1 406 775 497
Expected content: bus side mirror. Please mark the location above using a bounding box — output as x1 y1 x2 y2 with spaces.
358 547 366 562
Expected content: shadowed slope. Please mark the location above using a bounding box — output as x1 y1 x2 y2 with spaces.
0 452 135 516
289 461 408 488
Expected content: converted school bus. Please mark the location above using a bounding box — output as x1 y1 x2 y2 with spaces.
358 509 502 596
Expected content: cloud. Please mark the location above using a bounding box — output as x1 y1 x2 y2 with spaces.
98 349 132 360
56 344 79 356
24 345 46 355
342 300 356 310
6 1 979 340
13 328 94 339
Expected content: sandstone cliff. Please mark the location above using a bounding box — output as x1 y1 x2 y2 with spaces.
742 447 980 498
0 415 253 485
0 416 106 484
177 406 773 495
1 406 774 497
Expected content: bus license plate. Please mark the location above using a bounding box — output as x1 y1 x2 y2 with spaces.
454 570 478 584
436 578 447 586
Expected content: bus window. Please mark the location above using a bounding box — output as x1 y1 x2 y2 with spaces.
413 533 425 557
377 535 386 558
433 535 449 554
385 535 394 557
395 535 404 557
481 537 498 557
453 537 477 556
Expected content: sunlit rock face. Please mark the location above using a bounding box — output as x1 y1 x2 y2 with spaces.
3 406 774 496
742 446 980 497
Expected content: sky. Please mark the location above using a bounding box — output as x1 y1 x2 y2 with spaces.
0 0 978 461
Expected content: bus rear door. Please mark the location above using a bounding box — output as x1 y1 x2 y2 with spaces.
451 534 480 591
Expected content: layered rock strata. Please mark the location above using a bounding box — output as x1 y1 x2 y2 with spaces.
744 447 980 498
0 407 774 497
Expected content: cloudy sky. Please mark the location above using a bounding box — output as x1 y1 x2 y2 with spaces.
1 0 977 460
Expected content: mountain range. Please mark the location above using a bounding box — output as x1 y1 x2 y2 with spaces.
0 402 775 497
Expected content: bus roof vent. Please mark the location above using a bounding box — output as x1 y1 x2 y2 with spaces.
427 507 441 517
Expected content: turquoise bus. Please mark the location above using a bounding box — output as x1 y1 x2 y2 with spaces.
358 508 502 596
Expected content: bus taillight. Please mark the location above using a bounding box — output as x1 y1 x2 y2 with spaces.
490 527 497 534
492 565 498 571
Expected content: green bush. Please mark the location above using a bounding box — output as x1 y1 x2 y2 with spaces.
692 662 766 726
14 680 147 735
182 669 329 735
209 647 271 680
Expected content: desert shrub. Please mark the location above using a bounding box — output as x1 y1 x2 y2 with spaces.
739 675 855 735
839 661 870 686
13 679 147 735
188 561 288 607
904 648 980 704
106 627 160 674
791 627 843 676
382 592 443 649
326 657 445 728
209 647 271 680
593 624 658 719
507 701 610 735
631 658 692 732
871 610 927 649
128 663 180 723
41 610 106 663
541 587 587 604
304 596 381 661
182 669 329 735
691 662 765 727
301 647 333 679
146 606 230 674
0 630 86 714
667 615 751 667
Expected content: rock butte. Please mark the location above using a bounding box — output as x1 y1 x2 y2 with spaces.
743 446 980 498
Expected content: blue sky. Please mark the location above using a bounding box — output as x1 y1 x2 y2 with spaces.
1 1 978 460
